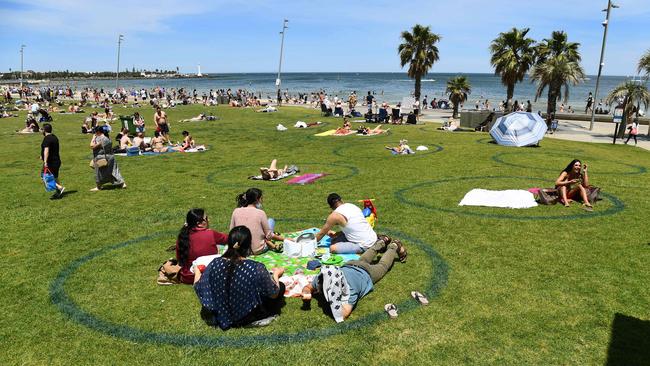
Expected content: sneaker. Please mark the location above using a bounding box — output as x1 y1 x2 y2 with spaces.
57 186 66 197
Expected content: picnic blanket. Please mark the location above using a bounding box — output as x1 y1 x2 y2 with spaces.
286 173 326 185
315 129 356 136
458 189 538 209
114 145 207 157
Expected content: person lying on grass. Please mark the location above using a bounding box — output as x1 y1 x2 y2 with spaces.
385 139 413 154
194 225 286 330
175 208 228 285
315 193 379 254
260 159 287 180
555 159 594 211
357 125 386 135
301 235 407 322
230 188 286 254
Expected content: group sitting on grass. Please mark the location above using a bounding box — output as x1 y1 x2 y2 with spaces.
164 191 410 329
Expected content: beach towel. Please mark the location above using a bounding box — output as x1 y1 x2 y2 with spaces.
314 129 337 136
458 189 538 209
416 145 429 151
286 173 326 185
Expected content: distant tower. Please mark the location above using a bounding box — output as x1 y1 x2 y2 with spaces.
197 64 202 77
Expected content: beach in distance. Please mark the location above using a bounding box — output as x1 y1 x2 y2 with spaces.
53 72 632 112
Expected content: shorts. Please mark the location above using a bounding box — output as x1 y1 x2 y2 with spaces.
331 241 363 253
48 164 61 179
159 123 169 134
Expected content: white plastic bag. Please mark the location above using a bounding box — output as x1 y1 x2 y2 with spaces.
276 124 287 131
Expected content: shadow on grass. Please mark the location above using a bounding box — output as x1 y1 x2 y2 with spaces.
606 313 650 366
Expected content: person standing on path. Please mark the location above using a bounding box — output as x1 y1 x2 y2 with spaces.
585 92 594 114
625 118 640 146
40 123 66 199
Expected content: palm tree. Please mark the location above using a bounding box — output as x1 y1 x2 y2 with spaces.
605 81 650 137
638 49 650 78
446 76 471 119
490 27 536 111
531 31 585 117
398 24 441 102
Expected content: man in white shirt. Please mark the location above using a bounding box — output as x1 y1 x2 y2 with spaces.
316 193 378 254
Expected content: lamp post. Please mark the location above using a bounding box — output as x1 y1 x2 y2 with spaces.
19 44 26 90
116 35 124 92
276 19 288 106
589 0 619 131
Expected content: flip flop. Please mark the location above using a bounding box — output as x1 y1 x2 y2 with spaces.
384 303 398 319
411 291 429 306
582 205 594 212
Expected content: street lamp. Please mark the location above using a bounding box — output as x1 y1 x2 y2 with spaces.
116 34 124 92
20 44 26 90
589 0 619 131
276 19 288 106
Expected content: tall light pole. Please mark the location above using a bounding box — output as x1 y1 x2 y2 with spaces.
116 34 124 92
589 1 619 130
19 44 26 90
276 19 288 106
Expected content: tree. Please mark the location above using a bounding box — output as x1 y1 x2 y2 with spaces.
398 24 441 102
446 76 471 119
638 49 650 79
531 31 585 117
605 81 650 138
490 27 536 111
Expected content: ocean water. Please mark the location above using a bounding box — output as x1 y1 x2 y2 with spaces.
65 72 640 112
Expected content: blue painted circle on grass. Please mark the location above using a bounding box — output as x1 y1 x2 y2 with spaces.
49 226 448 347
395 176 625 220
491 151 646 175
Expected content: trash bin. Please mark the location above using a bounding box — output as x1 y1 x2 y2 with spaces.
119 115 136 135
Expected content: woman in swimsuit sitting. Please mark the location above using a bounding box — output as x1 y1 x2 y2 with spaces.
335 117 352 135
555 159 593 211
180 130 195 151
260 159 287 180
151 131 169 153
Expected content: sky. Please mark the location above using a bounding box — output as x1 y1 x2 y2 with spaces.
1 0 649 76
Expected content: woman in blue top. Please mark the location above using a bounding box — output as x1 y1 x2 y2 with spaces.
194 226 285 329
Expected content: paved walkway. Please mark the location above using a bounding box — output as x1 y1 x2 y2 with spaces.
418 109 650 151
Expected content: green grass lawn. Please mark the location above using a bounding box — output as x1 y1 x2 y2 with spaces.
1 103 649 365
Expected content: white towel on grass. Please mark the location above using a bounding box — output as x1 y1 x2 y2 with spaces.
459 189 538 209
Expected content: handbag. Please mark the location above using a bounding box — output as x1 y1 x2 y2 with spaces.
41 167 57 192
90 141 109 168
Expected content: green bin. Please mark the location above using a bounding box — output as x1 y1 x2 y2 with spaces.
119 115 136 135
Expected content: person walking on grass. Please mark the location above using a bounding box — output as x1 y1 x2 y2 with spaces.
40 123 65 199
89 127 126 191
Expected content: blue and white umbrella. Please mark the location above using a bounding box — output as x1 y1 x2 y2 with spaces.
490 112 548 147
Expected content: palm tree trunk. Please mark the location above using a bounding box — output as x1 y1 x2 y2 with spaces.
616 97 629 138
414 76 421 102
506 83 515 112
547 87 558 118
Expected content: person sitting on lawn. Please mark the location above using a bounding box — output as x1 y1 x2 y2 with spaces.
555 159 593 211
174 208 228 285
259 159 287 180
194 225 286 329
230 188 286 254
179 130 195 151
301 235 406 322
151 131 169 153
385 139 413 154
334 117 352 135
132 132 146 150
315 193 379 254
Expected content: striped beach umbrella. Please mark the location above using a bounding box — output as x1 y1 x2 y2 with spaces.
489 112 548 147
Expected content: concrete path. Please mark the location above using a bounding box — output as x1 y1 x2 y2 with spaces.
418 109 650 151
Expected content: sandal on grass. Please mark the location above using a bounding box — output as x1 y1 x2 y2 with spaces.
582 205 593 212
411 291 429 306
384 303 398 319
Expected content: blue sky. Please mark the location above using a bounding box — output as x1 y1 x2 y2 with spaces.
1 0 648 76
